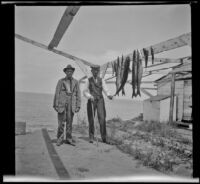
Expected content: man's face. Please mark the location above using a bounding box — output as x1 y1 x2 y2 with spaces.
65 69 74 79
91 69 99 78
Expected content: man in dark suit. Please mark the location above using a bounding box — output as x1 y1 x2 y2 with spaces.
53 64 81 146
83 65 113 144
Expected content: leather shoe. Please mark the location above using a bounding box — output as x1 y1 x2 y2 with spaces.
65 139 76 146
56 140 63 146
89 138 94 143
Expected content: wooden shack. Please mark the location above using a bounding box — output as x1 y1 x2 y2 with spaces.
143 95 177 123
154 58 192 122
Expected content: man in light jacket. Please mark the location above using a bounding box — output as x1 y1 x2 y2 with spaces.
83 65 113 144
53 64 81 146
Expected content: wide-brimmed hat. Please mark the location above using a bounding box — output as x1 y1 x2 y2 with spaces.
90 65 100 70
63 64 75 72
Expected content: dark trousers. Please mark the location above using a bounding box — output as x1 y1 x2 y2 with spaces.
57 104 74 141
87 98 107 142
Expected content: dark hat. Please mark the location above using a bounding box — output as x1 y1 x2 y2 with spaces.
63 64 75 72
91 65 100 70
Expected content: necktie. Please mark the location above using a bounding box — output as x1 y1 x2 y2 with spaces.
70 79 72 92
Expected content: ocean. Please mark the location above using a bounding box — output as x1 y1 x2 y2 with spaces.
15 91 143 132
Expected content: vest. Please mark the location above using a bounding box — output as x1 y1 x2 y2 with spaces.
88 77 103 100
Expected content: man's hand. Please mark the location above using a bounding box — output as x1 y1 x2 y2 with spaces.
90 95 94 101
54 106 59 112
75 107 80 113
107 95 113 100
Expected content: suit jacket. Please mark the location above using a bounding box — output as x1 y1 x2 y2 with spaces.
53 77 81 113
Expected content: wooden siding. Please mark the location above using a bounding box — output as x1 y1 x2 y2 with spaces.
157 80 184 121
183 80 192 120
160 97 176 123
143 100 160 122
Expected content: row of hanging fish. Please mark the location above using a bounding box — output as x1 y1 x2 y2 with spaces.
114 55 130 96
111 49 144 98
142 46 154 68
111 55 126 96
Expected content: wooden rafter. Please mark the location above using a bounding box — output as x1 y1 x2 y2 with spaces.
48 6 80 49
140 88 154 97
101 62 109 79
15 33 93 77
100 32 191 70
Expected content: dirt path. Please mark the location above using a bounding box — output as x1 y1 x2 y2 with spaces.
47 130 165 180
16 128 166 180
15 130 58 179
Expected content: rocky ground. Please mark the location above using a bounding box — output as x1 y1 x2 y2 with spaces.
73 114 193 178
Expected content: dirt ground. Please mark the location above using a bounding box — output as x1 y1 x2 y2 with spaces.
15 114 194 181
15 128 167 181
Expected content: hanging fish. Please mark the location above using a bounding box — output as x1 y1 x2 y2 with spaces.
115 56 130 96
132 50 136 98
111 62 115 76
113 61 117 76
115 56 121 96
120 55 125 96
134 50 138 97
150 46 154 64
143 48 149 68
136 50 143 97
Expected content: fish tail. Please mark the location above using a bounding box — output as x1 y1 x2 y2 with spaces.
122 88 125 96
132 90 136 98
138 90 141 97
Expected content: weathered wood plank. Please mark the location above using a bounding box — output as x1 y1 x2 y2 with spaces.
101 32 191 69
141 32 191 55
141 87 157 90
169 66 192 74
103 57 182 70
15 33 93 77
48 6 80 49
101 62 109 79
169 73 175 125
140 88 154 97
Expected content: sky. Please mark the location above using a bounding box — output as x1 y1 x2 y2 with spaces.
15 4 191 99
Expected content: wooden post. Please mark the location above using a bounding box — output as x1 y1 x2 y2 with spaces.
101 63 109 79
169 73 176 125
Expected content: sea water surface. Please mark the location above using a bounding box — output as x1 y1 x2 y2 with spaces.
15 91 143 132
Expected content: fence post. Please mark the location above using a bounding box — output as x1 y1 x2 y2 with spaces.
169 73 175 125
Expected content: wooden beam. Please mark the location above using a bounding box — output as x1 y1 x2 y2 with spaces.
169 73 175 125
140 87 157 90
140 32 191 56
48 6 80 49
100 32 191 69
140 88 154 97
169 65 192 74
101 63 109 79
144 59 181 69
103 57 184 70
144 64 182 74
105 80 155 84
142 72 169 78
15 33 93 78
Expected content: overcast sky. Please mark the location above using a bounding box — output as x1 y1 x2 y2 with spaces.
15 5 191 97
